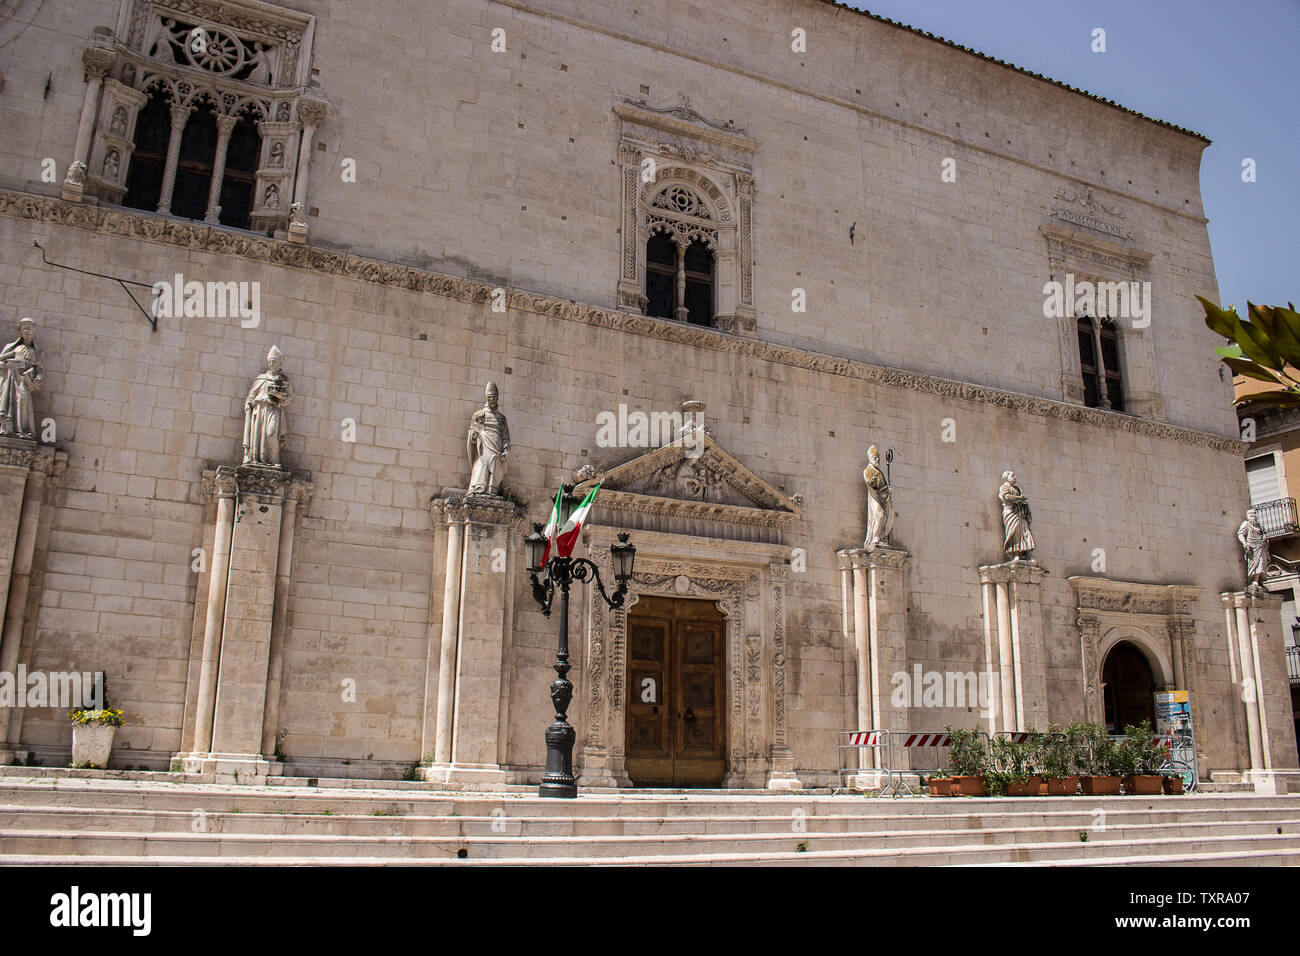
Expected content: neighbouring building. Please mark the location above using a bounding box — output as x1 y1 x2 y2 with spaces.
0 0 1295 792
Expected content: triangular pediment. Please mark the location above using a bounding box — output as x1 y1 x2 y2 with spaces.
576 433 802 535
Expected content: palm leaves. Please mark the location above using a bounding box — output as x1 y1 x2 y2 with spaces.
1201 296 1300 406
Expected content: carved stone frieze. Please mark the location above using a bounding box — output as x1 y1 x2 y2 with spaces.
0 187 1246 455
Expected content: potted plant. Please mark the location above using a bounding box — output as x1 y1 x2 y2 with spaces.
1078 723 1123 795
986 732 1041 796
946 725 988 796
925 768 954 797
1122 721 1165 795
68 707 124 768
1039 726 1081 796
1162 771 1186 795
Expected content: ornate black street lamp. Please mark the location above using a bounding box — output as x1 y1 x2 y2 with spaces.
524 497 635 798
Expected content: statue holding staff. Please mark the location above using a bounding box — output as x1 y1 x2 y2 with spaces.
1238 508 1269 590
862 444 894 549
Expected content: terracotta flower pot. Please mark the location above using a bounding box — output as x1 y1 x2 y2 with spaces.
71 723 116 768
1006 777 1041 797
927 778 954 797
1123 774 1164 795
950 775 987 797
1163 776 1185 795
1046 776 1080 796
1079 775 1122 795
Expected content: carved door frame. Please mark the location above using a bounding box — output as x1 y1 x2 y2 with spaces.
576 536 788 789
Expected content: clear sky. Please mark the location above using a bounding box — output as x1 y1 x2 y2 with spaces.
847 0 1299 313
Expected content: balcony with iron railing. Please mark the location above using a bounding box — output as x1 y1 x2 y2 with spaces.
1287 645 1300 685
1254 497 1300 538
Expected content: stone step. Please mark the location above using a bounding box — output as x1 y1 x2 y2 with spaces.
3 804 1297 839
1 778 1294 820
3 828 1296 865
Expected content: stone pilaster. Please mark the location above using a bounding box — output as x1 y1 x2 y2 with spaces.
765 562 800 790
175 464 310 781
0 439 65 763
978 559 1046 732
421 490 523 786
837 545 911 784
1221 589 1300 794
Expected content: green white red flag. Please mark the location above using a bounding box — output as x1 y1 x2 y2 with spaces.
540 486 562 567
556 483 600 557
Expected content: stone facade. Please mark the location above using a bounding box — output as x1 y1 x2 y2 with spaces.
0 0 1294 789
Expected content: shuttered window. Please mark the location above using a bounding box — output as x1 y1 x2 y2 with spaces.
1246 455 1281 505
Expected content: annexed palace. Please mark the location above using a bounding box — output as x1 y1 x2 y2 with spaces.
0 0 1295 791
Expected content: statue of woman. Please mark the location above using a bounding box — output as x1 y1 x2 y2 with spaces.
0 318 43 439
999 471 1036 560
862 444 893 549
467 381 510 494
1238 508 1270 590
242 345 290 467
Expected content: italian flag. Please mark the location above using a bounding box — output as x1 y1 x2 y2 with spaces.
540 486 563 567
556 483 600 558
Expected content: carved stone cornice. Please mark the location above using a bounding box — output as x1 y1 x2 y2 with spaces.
614 97 758 153
1069 576 1202 617
0 437 37 470
980 559 1046 586
1041 223 1152 275
201 462 306 500
0 187 1246 455
432 488 525 528
838 546 911 571
1220 589 1285 611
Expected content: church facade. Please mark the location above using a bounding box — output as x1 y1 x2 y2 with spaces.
0 0 1295 791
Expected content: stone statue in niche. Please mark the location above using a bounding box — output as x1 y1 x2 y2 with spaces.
862 444 893 550
269 141 284 167
466 381 510 495
999 471 1036 560
103 150 120 179
0 317 43 439
1238 508 1270 590
276 102 291 122
242 345 290 467
264 183 280 210
110 106 128 136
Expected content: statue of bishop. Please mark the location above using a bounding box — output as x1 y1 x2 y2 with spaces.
242 345 290 467
862 444 894 549
467 381 510 495
0 317 43 440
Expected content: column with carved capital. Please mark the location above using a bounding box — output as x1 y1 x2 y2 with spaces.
0 441 67 762
978 559 1047 732
1220 590 1300 794
616 143 648 313
836 546 911 787
156 101 192 215
203 114 240 223
65 43 117 201
285 97 328 243
764 563 801 789
733 171 756 332
175 464 311 781
421 489 523 786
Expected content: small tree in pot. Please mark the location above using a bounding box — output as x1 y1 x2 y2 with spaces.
1078 723 1123 795
1122 721 1166 795
946 725 988 796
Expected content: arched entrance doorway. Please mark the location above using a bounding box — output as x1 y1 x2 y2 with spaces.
1101 641 1157 732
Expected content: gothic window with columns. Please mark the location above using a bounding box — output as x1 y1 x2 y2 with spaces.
644 183 718 326
1077 313 1125 412
71 0 324 239
615 97 758 333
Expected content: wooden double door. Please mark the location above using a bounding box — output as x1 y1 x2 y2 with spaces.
625 596 727 787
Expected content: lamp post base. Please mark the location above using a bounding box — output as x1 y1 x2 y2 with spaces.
539 715 577 798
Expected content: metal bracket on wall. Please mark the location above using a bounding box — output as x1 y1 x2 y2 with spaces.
32 241 157 331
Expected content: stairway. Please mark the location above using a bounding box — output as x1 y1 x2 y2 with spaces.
1 770 1297 865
